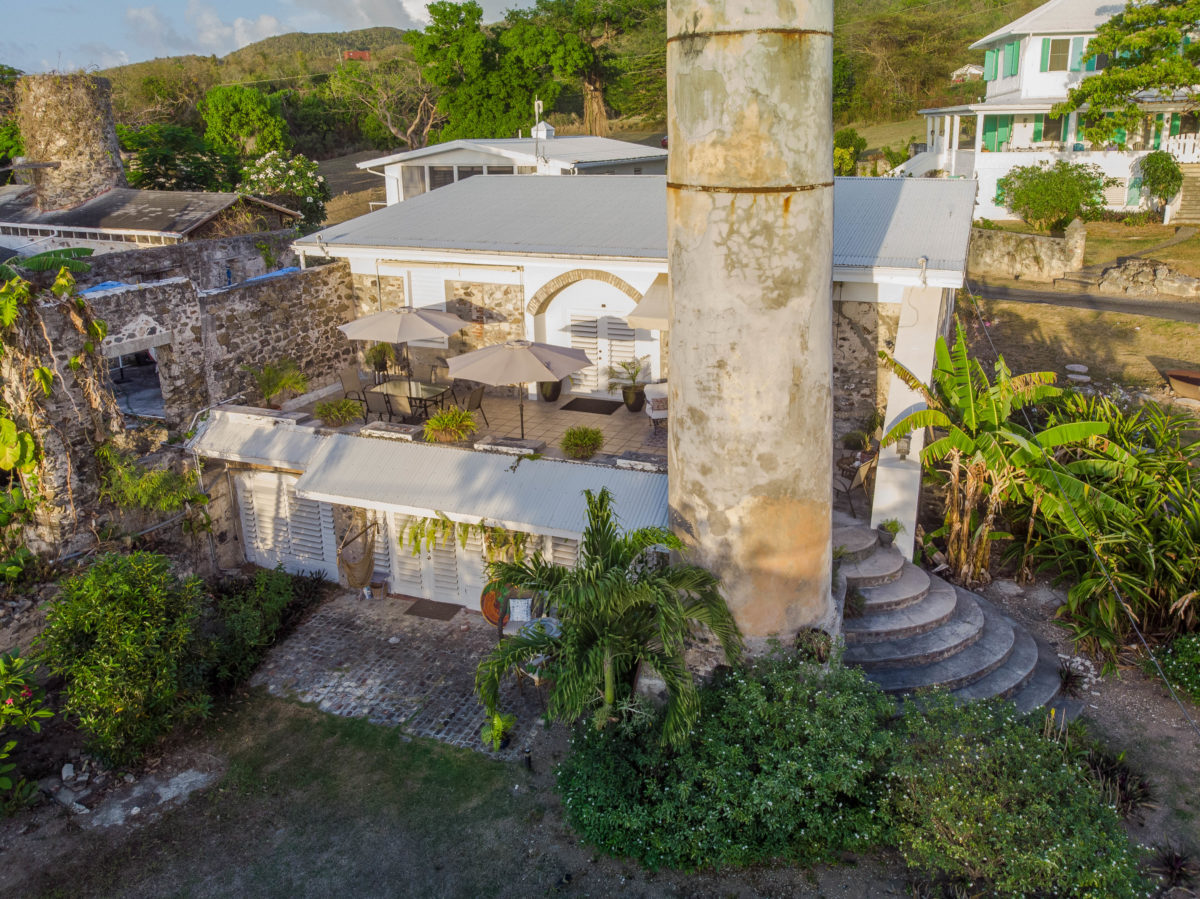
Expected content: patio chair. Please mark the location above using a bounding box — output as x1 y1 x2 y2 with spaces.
644 382 668 432
833 455 877 517
463 385 489 427
364 390 393 423
389 394 420 424
340 366 367 405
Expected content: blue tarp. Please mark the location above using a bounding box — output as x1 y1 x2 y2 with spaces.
242 266 300 284
79 281 128 294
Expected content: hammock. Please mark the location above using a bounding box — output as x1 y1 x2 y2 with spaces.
338 512 377 589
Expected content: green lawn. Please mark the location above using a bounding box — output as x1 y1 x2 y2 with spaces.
843 117 927 154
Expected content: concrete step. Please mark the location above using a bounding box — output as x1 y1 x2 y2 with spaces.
864 596 1016 693
1010 638 1063 714
844 588 984 669
840 545 905 588
833 526 879 564
843 579 957 644
832 508 863 529
951 622 1038 702
857 563 931 612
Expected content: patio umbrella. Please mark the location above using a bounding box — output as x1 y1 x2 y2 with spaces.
447 339 593 438
627 272 669 331
338 307 466 375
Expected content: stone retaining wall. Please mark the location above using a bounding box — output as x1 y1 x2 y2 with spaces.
968 219 1086 282
1095 257 1200 298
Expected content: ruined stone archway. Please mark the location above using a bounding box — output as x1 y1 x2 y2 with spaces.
525 269 644 317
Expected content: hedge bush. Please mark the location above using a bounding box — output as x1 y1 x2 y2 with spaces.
888 697 1148 897
557 654 895 870
38 553 210 766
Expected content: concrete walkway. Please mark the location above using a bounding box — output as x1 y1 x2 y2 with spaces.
968 279 1200 323
251 591 548 761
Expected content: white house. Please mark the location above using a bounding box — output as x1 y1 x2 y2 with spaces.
898 0 1200 220
357 121 668 206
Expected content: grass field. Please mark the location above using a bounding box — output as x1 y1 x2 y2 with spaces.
844 117 926 154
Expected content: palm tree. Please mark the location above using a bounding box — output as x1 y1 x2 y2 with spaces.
475 488 742 747
879 319 1116 586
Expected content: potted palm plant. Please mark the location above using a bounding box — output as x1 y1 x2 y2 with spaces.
423 406 478 443
607 357 650 412
241 360 308 409
365 342 395 375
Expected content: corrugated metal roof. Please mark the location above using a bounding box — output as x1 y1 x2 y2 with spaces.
357 136 667 170
832 178 978 273
294 434 668 538
972 0 1124 47
0 187 298 236
298 175 977 275
188 409 327 470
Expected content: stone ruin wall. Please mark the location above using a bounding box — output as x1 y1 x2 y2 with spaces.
967 219 1086 282
78 231 297 292
17 74 127 212
832 300 899 448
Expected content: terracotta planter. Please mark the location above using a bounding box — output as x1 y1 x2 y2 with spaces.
622 385 646 412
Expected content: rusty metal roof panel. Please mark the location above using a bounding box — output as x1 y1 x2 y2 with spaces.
294 433 669 539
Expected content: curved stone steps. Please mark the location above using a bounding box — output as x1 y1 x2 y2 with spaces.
843 579 957 645
833 526 879 564
843 589 984 670
840 545 905 588
1011 640 1065 715
864 599 1016 694
858 563 931 613
951 618 1038 702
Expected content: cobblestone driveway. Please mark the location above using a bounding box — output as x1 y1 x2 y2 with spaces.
251 591 548 761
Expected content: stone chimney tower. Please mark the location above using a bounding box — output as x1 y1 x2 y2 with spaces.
666 0 835 645
17 74 127 212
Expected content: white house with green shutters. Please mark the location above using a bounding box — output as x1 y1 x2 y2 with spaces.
896 0 1200 220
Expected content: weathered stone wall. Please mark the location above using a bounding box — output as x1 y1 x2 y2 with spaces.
1095 257 1200 298
833 300 898 447
79 231 297 291
89 261 355 427
351 273 406 317
967 219 1086 282
17 74 127 212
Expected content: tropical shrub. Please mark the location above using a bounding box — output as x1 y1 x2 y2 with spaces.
560 426 604 460
557 654 894 870
314 398 362 427
239 150 330 230
880 319 1111 586
476 488 741 747
0 653 52 813
241 359 308 408
423 406 477 442
1159 634 1200 703
1140 150 1183 207
995 160 1118 231
209 566 296 688
37 553 210 766
364 342 395 372
1013 394 1200 656
888 697 1148 897
95 443 208 514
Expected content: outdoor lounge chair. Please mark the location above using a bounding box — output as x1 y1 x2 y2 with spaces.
644 382 668 432
833 455 877 517
340 366 367 405
389 394 420 424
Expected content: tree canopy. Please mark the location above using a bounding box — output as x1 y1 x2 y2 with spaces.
117 124 235 191
327 56 443 150
200 84 291 158
1054 0 1200 145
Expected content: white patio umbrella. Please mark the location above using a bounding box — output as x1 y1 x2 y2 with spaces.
627 272 669 331
338 307 466 375
447 339 593 438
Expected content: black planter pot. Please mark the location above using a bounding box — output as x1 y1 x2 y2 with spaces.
498 734 511 751
622 385 646 412
539 380 562 402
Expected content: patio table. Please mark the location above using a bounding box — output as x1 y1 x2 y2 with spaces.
369 379 450 418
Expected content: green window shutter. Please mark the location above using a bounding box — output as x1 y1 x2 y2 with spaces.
1085 55 1096 72
997 115 1013 148
1154 113 1164 149
1005 41 1021 76
1114 125 1126 146
1126 177 1143 207
1033 114 1044 142
982 116 998 151
1171 113 1182 137
1069 36 1084 71
984 48 998 81
1040 38 1051 72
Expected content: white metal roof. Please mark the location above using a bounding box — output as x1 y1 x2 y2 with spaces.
356 136 667 171
971 0 1124 48
188 409 327 470
292 434 668 539
297 175 977 278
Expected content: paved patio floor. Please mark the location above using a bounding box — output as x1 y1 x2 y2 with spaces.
251 591 549 761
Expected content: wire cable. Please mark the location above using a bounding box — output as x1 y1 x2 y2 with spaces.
962 280 1200 742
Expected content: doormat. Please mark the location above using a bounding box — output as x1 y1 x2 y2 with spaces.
561 397 622 415
404 598 462 620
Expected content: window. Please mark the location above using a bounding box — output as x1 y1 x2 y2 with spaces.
457 166 483 180
1084 51 1109 72
1041 38 1071 72
429 166 455 189
485 165 513 174
401 165 426 199
1033 113 1066 142
517 166 537 174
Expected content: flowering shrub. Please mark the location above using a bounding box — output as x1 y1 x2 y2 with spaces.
888 697 1148 897
1 653 52 811
1158 633 1200 703
239 150 330 230
556 654 895 870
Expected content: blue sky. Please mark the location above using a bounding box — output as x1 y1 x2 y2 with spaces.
2 0 511 74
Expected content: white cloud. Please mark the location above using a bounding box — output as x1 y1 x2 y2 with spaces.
125 5 195 55
186 1 285 53
285 0 428 30
76 42 132 69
